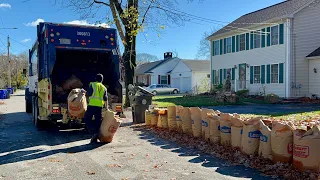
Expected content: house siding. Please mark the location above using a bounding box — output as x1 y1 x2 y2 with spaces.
149 58 180 85
292 3 320 97
211 22 287 97
171 60 192 92
193 72 210 93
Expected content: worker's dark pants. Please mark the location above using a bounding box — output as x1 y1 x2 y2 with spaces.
84 106 102 135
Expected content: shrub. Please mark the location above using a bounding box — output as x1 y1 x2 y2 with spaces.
265 93 280 103
236 89 249 97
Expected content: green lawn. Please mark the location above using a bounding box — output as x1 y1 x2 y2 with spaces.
240 111 320 122
152 95 241 107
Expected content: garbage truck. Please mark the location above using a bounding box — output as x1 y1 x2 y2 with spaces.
25 22 123 128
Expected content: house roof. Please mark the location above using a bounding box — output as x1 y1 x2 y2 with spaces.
209 0 313 38
135 60 164 75
182 60 210 72
306 47 320 58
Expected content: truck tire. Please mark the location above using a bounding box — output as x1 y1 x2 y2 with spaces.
26 100 32 113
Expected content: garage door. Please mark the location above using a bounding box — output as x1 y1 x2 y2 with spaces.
171 78 180 90
181 77 192 93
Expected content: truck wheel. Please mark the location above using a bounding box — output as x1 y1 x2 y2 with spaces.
26 100 32 113
152 91 157 95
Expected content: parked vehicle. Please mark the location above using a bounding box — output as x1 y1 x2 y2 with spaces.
25 22 123 129
145 84 179 95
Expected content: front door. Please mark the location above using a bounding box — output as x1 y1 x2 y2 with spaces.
239 63 246 90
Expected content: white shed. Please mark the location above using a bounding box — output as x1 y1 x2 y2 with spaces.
170 60 211 94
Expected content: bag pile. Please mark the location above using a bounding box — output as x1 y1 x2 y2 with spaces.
144 105 320 173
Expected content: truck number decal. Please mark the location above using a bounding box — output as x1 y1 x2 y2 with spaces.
77 31 91 36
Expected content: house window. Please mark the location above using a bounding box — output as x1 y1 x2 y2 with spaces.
214 40 220 55
254 66 261 84
271 64 279 83
215 71 219 84
160 75 168 84
227 68 231 79
254 32 261 48
271 25 279 45
239 34 245 51
226 37 232 53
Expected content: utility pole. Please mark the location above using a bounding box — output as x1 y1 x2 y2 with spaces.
7 35 11 88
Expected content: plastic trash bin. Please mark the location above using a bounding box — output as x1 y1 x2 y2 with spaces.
7 88 13 94
0 89 7 99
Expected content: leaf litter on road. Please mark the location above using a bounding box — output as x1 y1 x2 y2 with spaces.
86 171 95 175
107 164 122 168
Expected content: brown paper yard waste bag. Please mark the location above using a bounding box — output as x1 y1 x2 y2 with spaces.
259 120 272 160
168 106 177 130
219 113 232 146
220 120 232 146
150 110 158 126
190 107 202 137
271 121 294 163
145 110 152 126
293 126 320 172
231 117 244 148
181 107 192 134
209 113 220 143
202 109 215 141
99 110 121 143
67 88 87 118
241 118 261 155
176 106 183 131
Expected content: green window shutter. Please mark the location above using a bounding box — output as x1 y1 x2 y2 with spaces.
279 63 284 83
224 69 227 79
261 65 265 84
267 27 271 47
220 39 223 55
220 69 223 85
236 35 239 52
212 70 215 84
250 66 253 84
246 33 250 50
250 32 254 49
267 64 271 84
224 38 227 54
261 28 266 48
212 41 215 56
279 24 284 44
232 36 235 53
232 68 235 80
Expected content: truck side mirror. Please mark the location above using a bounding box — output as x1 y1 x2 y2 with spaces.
22 69 27 77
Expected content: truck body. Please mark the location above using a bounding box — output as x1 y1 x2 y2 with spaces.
25 22 122 128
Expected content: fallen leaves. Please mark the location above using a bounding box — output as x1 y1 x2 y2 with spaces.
145 126 320 180
48 158 62 163
86 171 95 175
107 164 122 168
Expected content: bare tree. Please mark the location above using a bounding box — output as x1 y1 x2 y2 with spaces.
196 29 217 60
136 53 158 66
55 0 198 106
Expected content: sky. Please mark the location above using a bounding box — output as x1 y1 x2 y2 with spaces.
0 0 283 60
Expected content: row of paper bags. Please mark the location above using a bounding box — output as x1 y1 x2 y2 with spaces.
145 106 320 173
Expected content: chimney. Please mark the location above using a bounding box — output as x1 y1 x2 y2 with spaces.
164 52 173 59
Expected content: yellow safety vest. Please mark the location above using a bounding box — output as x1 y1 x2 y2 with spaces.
89 82 105 107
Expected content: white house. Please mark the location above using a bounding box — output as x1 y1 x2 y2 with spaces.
170 60 211 93
208 0 320 98
135 52 210 93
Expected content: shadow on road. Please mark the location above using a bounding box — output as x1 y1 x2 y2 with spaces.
130 126 271 180
0 112 103 165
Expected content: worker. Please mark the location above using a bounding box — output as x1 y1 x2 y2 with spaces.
84 73 108 144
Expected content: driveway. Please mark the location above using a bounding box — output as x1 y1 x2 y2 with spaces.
206 104 320 115
0 91 270 180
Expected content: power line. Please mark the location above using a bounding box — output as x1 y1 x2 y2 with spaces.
0 32 29 48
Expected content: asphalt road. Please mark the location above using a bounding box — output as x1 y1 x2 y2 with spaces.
0 91 270 180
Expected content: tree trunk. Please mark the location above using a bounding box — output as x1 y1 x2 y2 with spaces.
123 35 137 107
